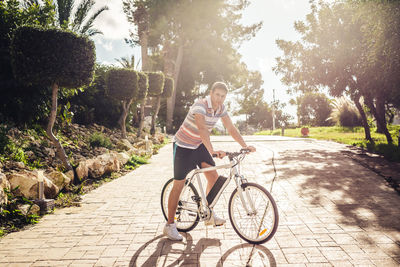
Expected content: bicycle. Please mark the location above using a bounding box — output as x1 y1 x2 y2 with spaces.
161 149 279 244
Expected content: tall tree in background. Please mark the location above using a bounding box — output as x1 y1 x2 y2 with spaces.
123 0 150 137
124 0 262 133
274 0 400 143
56 0 108 36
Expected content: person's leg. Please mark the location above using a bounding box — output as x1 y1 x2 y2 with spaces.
168 143 194 224
201 162 218 194
167 179 185 224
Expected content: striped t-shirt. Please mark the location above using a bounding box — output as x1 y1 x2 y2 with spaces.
174 95 228 149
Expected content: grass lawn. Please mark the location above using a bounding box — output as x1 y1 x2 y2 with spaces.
255 125 400 161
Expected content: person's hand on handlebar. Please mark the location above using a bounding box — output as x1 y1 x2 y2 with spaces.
212 150 226 159
242 145 256 153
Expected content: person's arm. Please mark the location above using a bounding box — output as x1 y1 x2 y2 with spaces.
221 115 256 152
194 114 225 158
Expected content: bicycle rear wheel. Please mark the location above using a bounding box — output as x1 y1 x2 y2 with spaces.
161 178 200 232
228 182 279 244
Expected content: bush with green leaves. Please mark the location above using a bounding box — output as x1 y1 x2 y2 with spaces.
162 77 174 98
106 68 139 101
1 187 39 235
11 26 95 88
89 132 112 149
0 0 56 125
106 68 139 138
10 25 95 170
125 155 149 170
70 64 121 128
137 72 149 101
331 97 363 127
146 72 165 97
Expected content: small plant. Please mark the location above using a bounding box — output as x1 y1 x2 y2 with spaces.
89 132 112 149
125 155 149 170
1 187 40 236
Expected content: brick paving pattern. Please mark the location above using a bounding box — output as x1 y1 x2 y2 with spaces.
1 136 399 266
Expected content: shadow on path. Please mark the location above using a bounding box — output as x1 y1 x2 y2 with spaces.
276 149 400 233
129 234 276 266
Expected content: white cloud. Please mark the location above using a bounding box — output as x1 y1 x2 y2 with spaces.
95 37 113 51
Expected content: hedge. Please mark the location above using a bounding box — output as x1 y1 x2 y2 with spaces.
10 25 95 88
162 77 174 98
106 68 138 101
137 72 149 101
146 72 165 97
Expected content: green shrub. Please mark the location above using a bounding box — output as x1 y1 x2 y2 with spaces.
162 77 174 98
70 64 121 128
331 97 362 127
89 132 112 149
106 68 138 101
137 72 149 101
125 155 148 170
1 187 40 235
10 25 95 88
146 72 165 97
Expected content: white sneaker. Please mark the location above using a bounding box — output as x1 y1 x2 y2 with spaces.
163 223 183 241
204 212 226 226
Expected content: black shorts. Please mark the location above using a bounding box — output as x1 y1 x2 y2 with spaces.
173 143 215 180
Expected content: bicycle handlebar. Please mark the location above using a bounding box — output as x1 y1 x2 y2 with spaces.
212 148 251 158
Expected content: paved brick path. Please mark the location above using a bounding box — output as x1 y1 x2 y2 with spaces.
1 136 400 266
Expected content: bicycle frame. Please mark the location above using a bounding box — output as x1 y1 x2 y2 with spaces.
179 154 256 221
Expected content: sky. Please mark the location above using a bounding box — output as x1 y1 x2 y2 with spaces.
91 0 313 122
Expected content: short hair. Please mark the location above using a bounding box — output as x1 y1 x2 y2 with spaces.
211 82 228 93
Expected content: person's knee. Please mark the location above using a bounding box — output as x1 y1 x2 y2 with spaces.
172 179 185 192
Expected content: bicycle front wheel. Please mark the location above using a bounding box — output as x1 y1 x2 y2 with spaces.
161 178 200 232
228 182 279 244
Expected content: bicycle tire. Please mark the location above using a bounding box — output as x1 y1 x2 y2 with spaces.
228 182 279 244
161 178 200 232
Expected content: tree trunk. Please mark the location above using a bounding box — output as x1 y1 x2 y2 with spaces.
366 95 393 144
151 95 161 135
166 41 184 133
376 97 393 143
136 27 149 138
46 83 72 171
119 99 133 139
141 30 148 71
353 93 372 143
137 98 146 138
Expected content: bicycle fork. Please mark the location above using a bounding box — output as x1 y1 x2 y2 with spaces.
233 169 257 216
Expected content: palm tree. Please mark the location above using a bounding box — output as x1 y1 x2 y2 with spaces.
115 55 139 69
56 0 108 36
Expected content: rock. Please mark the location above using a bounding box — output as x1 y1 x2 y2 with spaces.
115 152 130 166
4 161 25 170
127 148 140 157
87 153 120 179
44 147 56 158
0 172 10 206
44 170 71 189
7 170 59 199
18 204 40 216
116 139 134 151
76 160 89 181
65 170 75 182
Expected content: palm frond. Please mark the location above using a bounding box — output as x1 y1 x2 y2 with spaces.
57 0 74 28
72 0 94 32
80 5 109 36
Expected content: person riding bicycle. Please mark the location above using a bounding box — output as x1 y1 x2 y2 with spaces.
164 81 256 241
